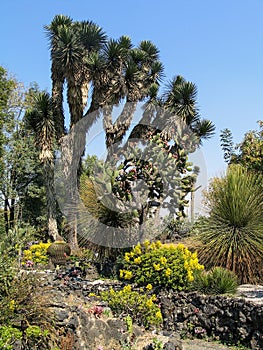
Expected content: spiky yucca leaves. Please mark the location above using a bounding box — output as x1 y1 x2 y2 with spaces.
78 174 136 259
45 16 107 131
197 164 263 284
80 176 134 228
163 75 215 142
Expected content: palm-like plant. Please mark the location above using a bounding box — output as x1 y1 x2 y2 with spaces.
196 164 263 284
163 75 215 142
44 15 73 139
101 39 164 148
45 16 106 132
25 92 59 240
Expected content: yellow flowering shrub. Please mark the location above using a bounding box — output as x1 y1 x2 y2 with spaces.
100 285 162 328
22 242 51 266
120 240 204 290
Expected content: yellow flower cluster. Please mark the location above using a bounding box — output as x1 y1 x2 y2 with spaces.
134 257 141 264
165 268 171 277
183 251 202 282
121 240 204 290
160 256 167 265
119 269 133 280
9 299 16 311
146 283 152 290
22 242 51 266
101 285 162 328
153 263 161 271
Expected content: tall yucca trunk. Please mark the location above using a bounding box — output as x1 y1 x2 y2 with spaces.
65 74 87 248
81 81 90 110
59 127 84 249
44 161 59 241
67 77 84 127
51 68 65 140
105 102 137 149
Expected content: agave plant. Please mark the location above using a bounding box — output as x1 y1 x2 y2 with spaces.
77 174 136 260
196 164 263 284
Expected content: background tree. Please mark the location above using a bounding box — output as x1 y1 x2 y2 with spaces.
220 128 234 164
0 68 46 235
220 121 263 173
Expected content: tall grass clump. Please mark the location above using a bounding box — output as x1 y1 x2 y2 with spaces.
196 164 263 284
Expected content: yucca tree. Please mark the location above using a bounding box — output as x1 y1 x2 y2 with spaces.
196 164 263 284
84 37 162 150
45 16 107 247
45 16 106 132
44 15 72 139
105 40 164 149
25 92 59 240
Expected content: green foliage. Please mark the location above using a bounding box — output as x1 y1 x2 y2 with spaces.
197 164 263 284
233 121 263 173
100 284 163 328
160 215 192 241
69 247 94 264
120 241 204 290
82 154 99 177
0 225 34 297
221 121 263 173
190 267 238 295
80 174 135 229
0 325 22 350
25 325 49 339
0 271 59 349
125 315 133 335
0 69 47 234
0 254 17 298
152 337 164 350
0 325 50 350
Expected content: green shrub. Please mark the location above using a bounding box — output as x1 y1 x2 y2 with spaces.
120 241 204 290
100 284 163 328
190 267 238 295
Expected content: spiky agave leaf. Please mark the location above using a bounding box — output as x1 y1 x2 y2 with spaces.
78 175 136 259
197 164 263 283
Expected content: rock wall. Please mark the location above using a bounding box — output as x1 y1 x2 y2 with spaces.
37 271 263 349
158 290 263 350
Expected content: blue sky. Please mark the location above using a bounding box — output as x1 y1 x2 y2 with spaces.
1 0 263 183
